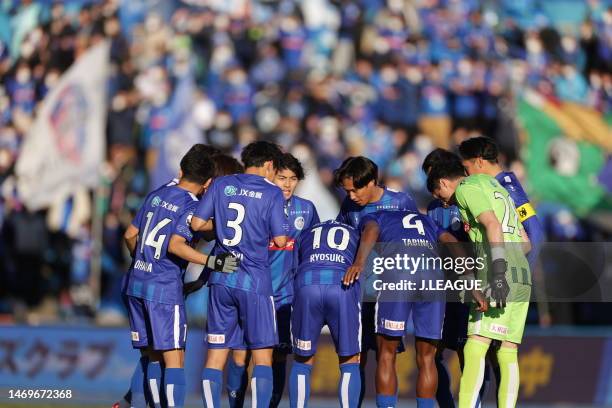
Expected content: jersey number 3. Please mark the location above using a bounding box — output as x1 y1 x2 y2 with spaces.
223 202 245 246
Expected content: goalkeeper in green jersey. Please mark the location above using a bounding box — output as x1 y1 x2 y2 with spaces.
426 154 531 408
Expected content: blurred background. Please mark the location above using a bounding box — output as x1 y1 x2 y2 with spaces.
0 0 611 406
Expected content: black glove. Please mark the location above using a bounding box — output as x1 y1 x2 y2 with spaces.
183 279 205 297
490 258 510 308
206 252 240 273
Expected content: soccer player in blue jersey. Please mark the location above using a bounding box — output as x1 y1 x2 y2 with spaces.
289 220 362 408
342 210 487 408
334 156 418 406
191 141 288 408
122 147 239 408
268 153 320 407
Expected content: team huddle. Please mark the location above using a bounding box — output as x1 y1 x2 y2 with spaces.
118 137 544 408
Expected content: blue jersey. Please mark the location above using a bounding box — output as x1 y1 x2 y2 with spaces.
362 210 443 256
195 174 287 296
427 199 469 241
496 171 545 265
336 187 418 228
295 220 359 288
125 181 200 305
269 195 320 306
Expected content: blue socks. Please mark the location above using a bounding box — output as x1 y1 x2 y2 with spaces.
416 397 435 408
227 359 248 408
129 357 147 407
164 368 185 408
339 363 361 408
359 366 366 407
251 365 273 408
147 361 163 408
435 354 455 408
376 394 397 408
202 367 223 408
270 361 287 408
289 362 312 408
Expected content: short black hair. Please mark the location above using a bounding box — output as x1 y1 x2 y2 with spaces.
426 154 466 193
213 154 244 176
277 153 304 180
241 141 283 169
180 147 216 184
422 148 459 175
185 143 220 158
333 156 378 189
458 137 499 163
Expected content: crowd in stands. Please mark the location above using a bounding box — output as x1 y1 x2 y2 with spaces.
0 0 610 324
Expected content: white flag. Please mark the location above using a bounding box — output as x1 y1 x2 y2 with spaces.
16 41 110 210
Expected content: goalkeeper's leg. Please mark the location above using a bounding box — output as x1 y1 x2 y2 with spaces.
458 336 491 408
496 342 519 408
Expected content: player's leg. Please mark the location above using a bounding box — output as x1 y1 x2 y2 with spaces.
458 335 491 408
148 301 189 408
415 338 438 408
202 285 238 408
242 291 279 408
270 303 292 408
412 300 445 408
289 354 315 408
435 347 454 408
375 334 400 408
227 349 250 408
126 295 160 408
358 302 376 407
288 284 324 408
496 341 519 408
326 284 362 408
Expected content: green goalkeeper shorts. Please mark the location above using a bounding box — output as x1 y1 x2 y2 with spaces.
467 282 531 344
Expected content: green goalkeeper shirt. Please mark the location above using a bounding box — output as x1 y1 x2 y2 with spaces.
455 174 531 285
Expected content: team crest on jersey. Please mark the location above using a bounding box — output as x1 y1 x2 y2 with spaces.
131 331 139 341
224 185 238 196
152 196 162 207
294 216 305 230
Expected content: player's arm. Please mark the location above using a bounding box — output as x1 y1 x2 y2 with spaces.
191 216 214 232
477 210 510 307
124 224 139 256
438 231 488 312
343 219 380 285
168 234 239 273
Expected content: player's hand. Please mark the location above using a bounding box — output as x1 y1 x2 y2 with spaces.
343 263 363 286
183 279 205 297
490 258 510 308
207 253 240 273
472 289 488 312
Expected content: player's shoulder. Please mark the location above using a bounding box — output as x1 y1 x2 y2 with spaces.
314 219 357 231
292 195 316 210
383 186 408 200
427 199 444 213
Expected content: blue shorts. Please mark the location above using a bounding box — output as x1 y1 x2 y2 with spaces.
275 302 292 354
291 284 361 357
361 302 406 353
207 284 278 349
126 295 187 351
376 299 445 340
441 302 469 351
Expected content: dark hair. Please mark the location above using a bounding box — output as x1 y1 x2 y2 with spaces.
458 137 499 163
241 141 283 169
426 154 466 193
213 154 244 176
185 143 220 158
422 148 459 175
180 147 216 184
333 156 378 188
277 153 304 180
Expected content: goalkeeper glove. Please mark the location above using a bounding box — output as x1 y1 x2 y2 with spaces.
206 252 240 273
490 258 510 308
